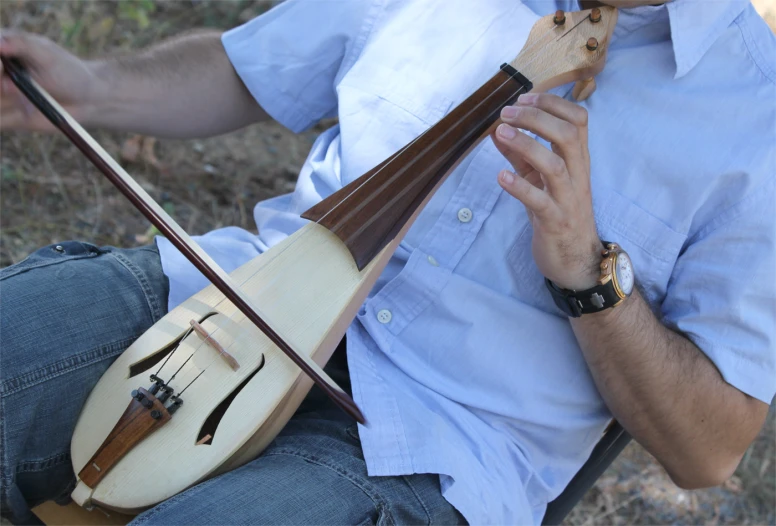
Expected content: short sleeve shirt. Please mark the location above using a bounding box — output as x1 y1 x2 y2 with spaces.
156 1 776 523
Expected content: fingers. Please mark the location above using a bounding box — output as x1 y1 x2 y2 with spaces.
0 104 57 132
499 101 583 158
0 29 55 77
498 169 556 220
491 124 534 177
0 29 51 131
0 108 26 129
516 93 588 127
1 75 20 98
0 29 35 63
495 92 590 195
493 123 571 199
1 29 28 100
0 64 34 131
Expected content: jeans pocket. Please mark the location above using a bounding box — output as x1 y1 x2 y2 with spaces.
0 241 103 280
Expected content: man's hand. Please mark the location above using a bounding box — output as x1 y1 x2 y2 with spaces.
493 98 767 490
492 93 602 290
0 30 102 131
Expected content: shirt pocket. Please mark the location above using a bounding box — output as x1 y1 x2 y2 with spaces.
335 63 457 186
506 184 687 314
339 63 455 125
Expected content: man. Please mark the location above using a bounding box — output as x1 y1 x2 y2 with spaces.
1 0 774 524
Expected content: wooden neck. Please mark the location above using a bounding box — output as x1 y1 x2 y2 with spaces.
301 65 530 270
303 7 617 270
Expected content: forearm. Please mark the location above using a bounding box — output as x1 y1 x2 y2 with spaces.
82 30 268 138
570 289 768 488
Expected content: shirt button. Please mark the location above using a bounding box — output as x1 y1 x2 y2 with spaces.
427 255 439 267
457 208 473 223
377 309 392 324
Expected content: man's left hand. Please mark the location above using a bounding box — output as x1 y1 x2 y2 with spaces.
492 92 602 291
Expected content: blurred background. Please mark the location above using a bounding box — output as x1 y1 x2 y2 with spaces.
1 1 774 524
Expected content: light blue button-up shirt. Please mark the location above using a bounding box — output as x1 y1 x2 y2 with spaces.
157 1 776 523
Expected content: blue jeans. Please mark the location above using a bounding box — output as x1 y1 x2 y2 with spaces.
0 241 465 525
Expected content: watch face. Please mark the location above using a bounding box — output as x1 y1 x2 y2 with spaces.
615 252 635 296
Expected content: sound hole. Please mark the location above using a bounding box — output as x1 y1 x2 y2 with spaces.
128 312 218 378
196 354 265 445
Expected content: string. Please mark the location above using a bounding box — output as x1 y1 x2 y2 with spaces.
311 23 563 228
159 14 590 394
211 16 569 298
159 14 586 393
214 17 570 296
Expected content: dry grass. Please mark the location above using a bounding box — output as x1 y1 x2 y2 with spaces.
1 1 774 524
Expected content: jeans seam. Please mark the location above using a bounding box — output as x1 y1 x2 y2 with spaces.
0 252 99 281
15 451 71 475
1 394 8 489
109 251 163 322
264 449 394 520
0 336 134 396
401 475 432 525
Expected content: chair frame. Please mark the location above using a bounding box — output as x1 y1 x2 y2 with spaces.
542 422 632 525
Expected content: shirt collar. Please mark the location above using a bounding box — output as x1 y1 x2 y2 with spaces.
664 0 750 78
570 0 750 79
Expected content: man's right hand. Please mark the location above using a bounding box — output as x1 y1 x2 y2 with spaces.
0 29 102 132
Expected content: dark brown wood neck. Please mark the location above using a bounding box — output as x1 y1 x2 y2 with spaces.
302 66 531 270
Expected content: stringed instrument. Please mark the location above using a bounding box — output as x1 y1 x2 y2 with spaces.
2 6 616 515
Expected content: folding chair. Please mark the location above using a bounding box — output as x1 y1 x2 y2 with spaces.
542 421 632 525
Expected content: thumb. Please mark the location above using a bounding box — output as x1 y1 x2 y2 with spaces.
0 30 48 70
0 30 27 58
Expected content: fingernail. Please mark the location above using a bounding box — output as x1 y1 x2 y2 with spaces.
518 93 538 105
497 123 516 140
501 106 518 119
500 170 515 185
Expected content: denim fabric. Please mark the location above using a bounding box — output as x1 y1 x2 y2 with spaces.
0 242 464 525
132 406 463 526
0 242 169 524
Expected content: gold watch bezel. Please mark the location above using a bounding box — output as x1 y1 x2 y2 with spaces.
597 242 628 302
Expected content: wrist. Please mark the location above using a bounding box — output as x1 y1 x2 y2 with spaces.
552 238 603 291
78 59 131 129
73 60 109 128
572 285 639 325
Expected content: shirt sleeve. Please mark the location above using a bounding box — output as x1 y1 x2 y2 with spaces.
661 179 776 404
221 0 376 133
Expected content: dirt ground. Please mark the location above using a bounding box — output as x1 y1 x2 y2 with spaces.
1 1 774 524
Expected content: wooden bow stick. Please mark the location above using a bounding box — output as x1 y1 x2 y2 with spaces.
0 56 365 424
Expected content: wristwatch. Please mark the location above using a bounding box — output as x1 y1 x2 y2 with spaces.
545 241 635 318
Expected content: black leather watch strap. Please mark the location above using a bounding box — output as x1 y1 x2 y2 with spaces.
545 278 624 318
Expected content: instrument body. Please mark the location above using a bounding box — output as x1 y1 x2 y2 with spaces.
72 224 393 512
3 6 619 514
